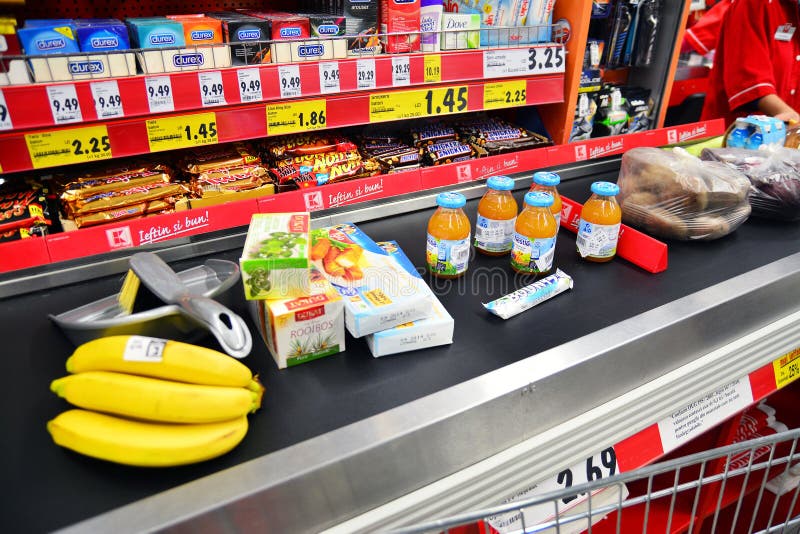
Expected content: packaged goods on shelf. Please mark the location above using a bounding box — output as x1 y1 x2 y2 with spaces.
182 143 261 173
440 13 481 50
240 212 311 300
569 92 598 142
206 12 271 65
420 0 444 52
381 0 421 53
310 223 433 337
701 147 800 221
250 266 345 369
600 0 661 68
366 241 454 357
166 15 224 46
343 0 380 56
618 147 751 241
591 86 628 137
126 17 230 73
0 182 51 242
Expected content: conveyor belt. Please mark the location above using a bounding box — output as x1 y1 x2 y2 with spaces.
3 174 800 532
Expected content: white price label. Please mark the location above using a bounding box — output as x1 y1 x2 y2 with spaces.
483 45 566 78
90 80 124 119
278 64 302 99
318 61 340 94
46 84 82 124
356 58 376 90
391 56 411 87
198 71 226 107
237 68 262 103
0 89 13 130
145 76 174 113
123 336 167 362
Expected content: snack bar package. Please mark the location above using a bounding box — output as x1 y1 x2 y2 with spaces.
618 147 751 240
701 147 800 221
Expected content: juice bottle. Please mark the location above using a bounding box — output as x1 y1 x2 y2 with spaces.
576 181 622 263
529 171 562 227
475 175 518 256
510 192 558 276
427 192 471 278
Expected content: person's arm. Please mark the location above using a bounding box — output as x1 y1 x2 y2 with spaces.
757 94 800 124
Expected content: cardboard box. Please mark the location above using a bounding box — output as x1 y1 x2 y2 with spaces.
240 213 311 300
366 241 454 357
167 15 225 45
175 184 275 211
344 0 380 56
207 12 272 65
441 13 480 50
311 223 432 337
250 266 345 369
380 0 420 53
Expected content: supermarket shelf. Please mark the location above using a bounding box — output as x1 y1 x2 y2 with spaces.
0 119 725 274
0 45 566 133
0 75 563 173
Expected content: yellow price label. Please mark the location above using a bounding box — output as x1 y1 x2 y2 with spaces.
773 347 800 389
146 112 218 153
25 126 112 169
267 99 327 136
424 55 442 83
370 85 468 122
483 81 527 110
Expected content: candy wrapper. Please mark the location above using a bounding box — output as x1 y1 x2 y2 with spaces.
618 148 751 240
484 269 573 320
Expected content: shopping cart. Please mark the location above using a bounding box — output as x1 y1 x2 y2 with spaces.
389 428 800 534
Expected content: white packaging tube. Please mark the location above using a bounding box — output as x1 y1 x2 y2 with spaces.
483 269 573 319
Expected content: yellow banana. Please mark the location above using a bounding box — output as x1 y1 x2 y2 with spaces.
66 336 260 390
51 371 262 423
47 409 248 467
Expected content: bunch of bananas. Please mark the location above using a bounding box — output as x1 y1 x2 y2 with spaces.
47 336 264 467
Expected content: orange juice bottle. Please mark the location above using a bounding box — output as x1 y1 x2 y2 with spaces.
576 181 622 263
510 192 558 276
530 171 562 227
475 175 518 256
427 192 471 278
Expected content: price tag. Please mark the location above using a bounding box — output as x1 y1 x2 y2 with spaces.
267 99 327 136
356 58 376 90
483 45 565 78
318 61 340 94
483 80 527 110
25 125 112 169
146 112 218 153
0 89 13 130
391 56 411 87
145 76 174 113
90 80 124 119
237 69 262 103
773 347 800 389
46 84 82 124
198 71 226 107
424 54 441 83
278 64 302 99
370 85 468 122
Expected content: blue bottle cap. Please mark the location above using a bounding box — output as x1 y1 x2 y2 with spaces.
436 192 467 209
486 175 515 191
533 171 560 187
590 181 620 196
524 191 554 208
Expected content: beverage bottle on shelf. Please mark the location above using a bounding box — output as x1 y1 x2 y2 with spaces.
576 181 622 263
529 171 563 227
426 192 471 279
475 175 518 256
510 192 558 277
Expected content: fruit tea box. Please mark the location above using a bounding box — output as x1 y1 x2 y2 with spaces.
250 266 345 369
310 223 432 337
366 241 454 357
240 213 311 300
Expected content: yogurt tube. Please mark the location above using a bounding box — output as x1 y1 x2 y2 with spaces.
483 268 572 319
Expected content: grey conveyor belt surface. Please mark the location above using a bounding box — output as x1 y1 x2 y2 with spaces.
3 174 800 532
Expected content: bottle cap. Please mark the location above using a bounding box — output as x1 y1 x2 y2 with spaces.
590 181 620 196
524 191 554 208
436 191 467 209
486 175 514 191
533 171 560 187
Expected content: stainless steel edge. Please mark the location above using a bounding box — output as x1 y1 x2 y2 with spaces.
58 252 800 534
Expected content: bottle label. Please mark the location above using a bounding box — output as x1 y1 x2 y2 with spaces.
475 215 515 253
427 233 471 275
576 220 620 258
510 233 555 274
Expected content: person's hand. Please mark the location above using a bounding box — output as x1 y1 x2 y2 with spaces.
775 110 800 125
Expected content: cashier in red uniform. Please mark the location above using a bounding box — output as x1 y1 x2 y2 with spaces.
701 0 800 125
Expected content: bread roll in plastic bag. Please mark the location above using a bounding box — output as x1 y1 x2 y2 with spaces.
701 146 800 221
618 147 751 240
